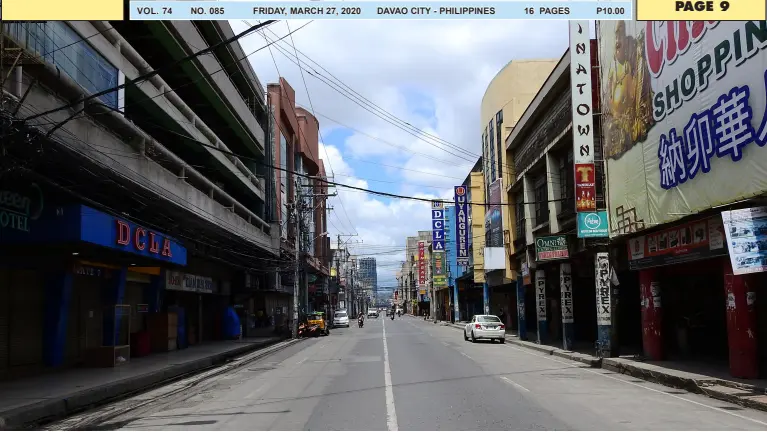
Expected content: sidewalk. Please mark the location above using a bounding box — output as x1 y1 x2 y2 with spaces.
0 336 289 429
432 320 767 412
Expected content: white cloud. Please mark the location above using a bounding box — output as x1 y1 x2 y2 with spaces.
235 20 569 284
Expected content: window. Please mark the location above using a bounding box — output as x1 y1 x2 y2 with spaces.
478 315 501 322
280 132 288 238
515 192 525 238
495 110 503 178
534 177 548 226
488 120 496 182
5 22 119 108
558 151 575 215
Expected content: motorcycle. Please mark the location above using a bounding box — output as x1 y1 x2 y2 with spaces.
358 317 364 328
297 322 307 338
397 311 401 317
390 313 395 321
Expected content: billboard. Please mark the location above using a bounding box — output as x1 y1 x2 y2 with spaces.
454 186 470 266
627 215 725 270
485 178 503 247
598 21 767 237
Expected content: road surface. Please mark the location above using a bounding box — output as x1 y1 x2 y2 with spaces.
49 316 767 430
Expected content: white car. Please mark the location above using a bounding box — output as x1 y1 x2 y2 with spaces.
367 310 379 318
464 315 505 343
333 311 350 328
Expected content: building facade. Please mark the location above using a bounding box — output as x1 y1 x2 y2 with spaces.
0 20 284 378
479 59 558 322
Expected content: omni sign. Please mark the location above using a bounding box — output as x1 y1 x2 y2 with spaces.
454 185 470 266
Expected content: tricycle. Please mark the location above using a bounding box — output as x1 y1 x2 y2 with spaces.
306 312 330 337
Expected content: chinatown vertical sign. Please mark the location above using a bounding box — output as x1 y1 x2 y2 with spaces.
570 21 597 214
418 241 426 288
454 186 470 266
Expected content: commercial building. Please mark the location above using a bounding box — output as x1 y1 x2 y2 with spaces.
480 58 558 323
0 20 283 378
266 78 331 324
358 257 377 293
599 20 767 378
453 158 486 320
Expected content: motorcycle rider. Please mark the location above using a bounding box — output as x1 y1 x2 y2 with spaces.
358 312 364 327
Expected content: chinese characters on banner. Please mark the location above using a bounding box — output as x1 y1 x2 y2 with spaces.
595 252 611 325
454 186 470 266
598 21 767 235
569 20 597 216
418 241 426 287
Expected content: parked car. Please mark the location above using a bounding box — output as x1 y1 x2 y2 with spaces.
333 310 350 328
464 315 505 343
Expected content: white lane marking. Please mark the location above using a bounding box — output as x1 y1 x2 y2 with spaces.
245 382 270 399
442 341 449 347
382 318 399 431
504 344 767 427
296 356 308 365
502 376 530 392
460 351 473 360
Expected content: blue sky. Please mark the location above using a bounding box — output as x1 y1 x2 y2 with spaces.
233 19 570 286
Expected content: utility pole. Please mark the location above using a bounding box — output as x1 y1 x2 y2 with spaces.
293 177 301 339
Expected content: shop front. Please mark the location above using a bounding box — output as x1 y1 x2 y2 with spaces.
0 201 187 378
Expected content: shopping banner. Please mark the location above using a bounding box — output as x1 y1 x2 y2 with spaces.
431 200 445 252
598 21 767 237
418 241 426 286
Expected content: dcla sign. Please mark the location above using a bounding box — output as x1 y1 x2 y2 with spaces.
116 219 174 258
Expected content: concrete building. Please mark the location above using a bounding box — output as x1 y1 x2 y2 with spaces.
266 79 331 320
0 20 287 378
479 58 558 321
358 257 377 292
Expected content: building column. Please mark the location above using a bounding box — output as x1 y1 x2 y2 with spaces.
453 279 460 322
482 282 490 315
102 267 127 346
144 271 165 314
724 260 758 379
535 270 548 344
516 276 527 341
595 253 613 356
43 271 73 367
639 268 663 361
560 263 574 351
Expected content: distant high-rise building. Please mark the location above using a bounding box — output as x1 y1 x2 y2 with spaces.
358 257 378 292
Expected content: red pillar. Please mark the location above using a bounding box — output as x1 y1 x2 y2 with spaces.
639 269 663 361
724 260 759 379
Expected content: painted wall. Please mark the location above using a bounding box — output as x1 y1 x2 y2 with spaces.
470 172 485 283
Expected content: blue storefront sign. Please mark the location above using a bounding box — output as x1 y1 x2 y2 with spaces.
3 203 187 265
577 211 609 238
453 186 470 266
431 200 445 251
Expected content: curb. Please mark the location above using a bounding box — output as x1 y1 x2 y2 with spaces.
1 337 297 430
430 320 767 412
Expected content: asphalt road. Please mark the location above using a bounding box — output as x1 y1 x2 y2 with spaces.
52 316 767 430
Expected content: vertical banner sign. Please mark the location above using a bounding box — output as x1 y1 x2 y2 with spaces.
454 186 470 266
569 21 597 214
560 262 575 350
560 263 573 323
431 200 445 252
595 252 611 325
535 270 547 321
418 241 426 287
